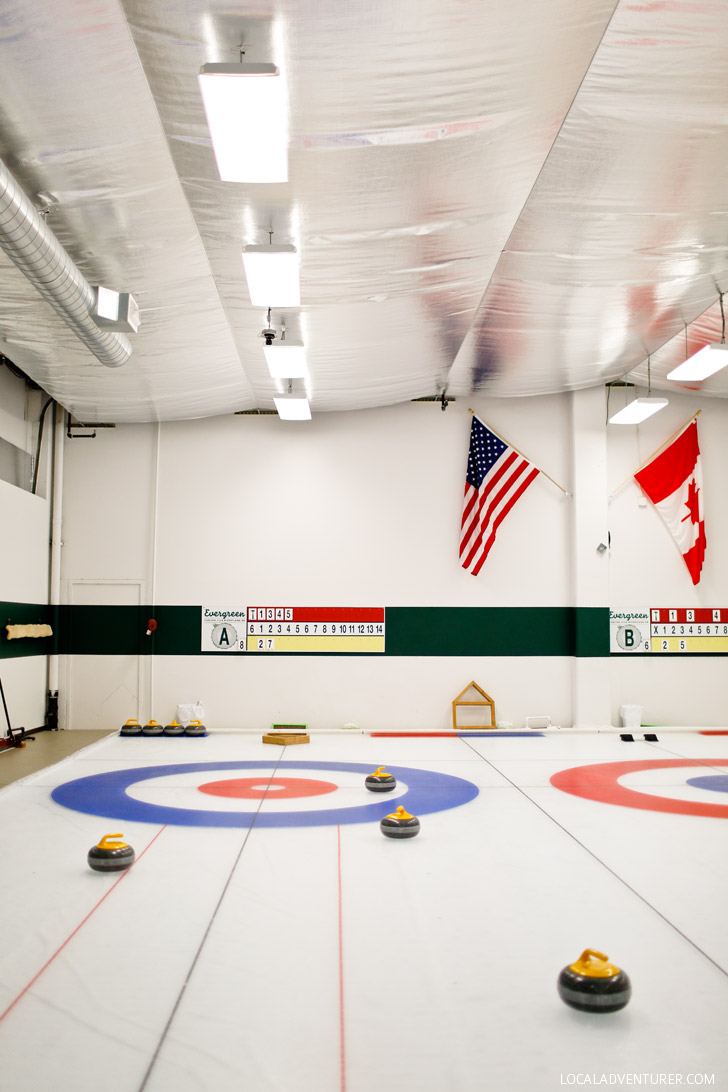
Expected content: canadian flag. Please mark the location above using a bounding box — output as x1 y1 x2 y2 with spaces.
634 420 706 585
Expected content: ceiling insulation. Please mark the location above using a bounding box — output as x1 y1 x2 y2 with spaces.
0 0 726 423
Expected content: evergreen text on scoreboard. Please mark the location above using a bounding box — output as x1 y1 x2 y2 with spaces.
246 607 385 652
610 607 728 654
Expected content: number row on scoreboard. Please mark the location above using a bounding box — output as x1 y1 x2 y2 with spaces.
248 622 384 636
651 623 728 637
650 608 727 623
248 635 385 652
650 636 728 653
247 607 385 623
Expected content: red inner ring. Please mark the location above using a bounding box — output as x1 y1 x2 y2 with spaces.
197 776 339 800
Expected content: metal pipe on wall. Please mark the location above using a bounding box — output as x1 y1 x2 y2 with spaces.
147 421 162 719
47 403 65 721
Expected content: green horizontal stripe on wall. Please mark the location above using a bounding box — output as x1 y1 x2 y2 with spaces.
60 604 201 656
0 603 610 657
386 607 608 657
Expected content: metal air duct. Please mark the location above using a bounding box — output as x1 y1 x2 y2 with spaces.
0 156 131 368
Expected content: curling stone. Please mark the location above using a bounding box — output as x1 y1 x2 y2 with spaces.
120 718 142 736
163 719 185 736
380 804 420 839
87 833 135 873
557 949 631 1013
185 719 206 736
142 718 164 736
365 766 397 793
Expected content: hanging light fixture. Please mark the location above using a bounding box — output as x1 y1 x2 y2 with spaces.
264 340 307 377
263 328 307 378
608 397 668 425
666 293 728 382
608 356 668 424
259 312 307 377
91 287 141 334
198 61 288 183
242 234 299 306
274 380 311 420
274 395 311 420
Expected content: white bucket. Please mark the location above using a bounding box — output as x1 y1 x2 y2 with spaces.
620 704 643 729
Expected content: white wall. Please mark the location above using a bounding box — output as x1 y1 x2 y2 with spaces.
0 365 31 454
0 366 52 732
61 423 156 585
152 397 572 607
58 392 728 731
0 478 50 732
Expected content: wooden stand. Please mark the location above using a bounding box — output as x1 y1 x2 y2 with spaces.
452 681 496 730
262 732 310 746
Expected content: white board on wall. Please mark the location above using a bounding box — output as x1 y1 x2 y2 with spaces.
0 479 49 602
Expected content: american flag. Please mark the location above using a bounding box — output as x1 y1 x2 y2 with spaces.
460 417 540 575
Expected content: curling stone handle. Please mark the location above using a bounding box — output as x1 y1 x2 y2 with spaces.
569 949 620 977
96 833 128 850
579 949 609 965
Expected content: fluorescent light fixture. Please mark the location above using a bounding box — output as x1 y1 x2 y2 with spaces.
91 287 141 333
263 340 307 378
274 393 311 420
198 62 287 183
94 286 118 322
608 397 668 425
242 244 299 306
118 294 140 333
666 343 728 382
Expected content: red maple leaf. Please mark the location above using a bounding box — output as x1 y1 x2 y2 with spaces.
680 479 700 525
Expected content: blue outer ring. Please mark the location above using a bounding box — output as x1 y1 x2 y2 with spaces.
51 761 479 828
686 774 728 794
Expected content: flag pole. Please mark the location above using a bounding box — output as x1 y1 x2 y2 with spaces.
609 409 702 497
468 408 569 495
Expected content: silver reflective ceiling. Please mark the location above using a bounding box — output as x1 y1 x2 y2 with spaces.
0 0 727 423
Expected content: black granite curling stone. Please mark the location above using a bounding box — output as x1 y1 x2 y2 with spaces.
557 949 631 1013
142 719 164 736
365 766 397 793
380 805 420 839
163 720 185 736
88 834 135 873
120 718 142 736
185 719 206 736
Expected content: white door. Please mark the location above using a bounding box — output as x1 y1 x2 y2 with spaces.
63 580 146 731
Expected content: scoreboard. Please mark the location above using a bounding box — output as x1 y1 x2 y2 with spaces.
610 607 728 654
201 606 385 653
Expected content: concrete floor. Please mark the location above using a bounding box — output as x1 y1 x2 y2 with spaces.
0 730 112 788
